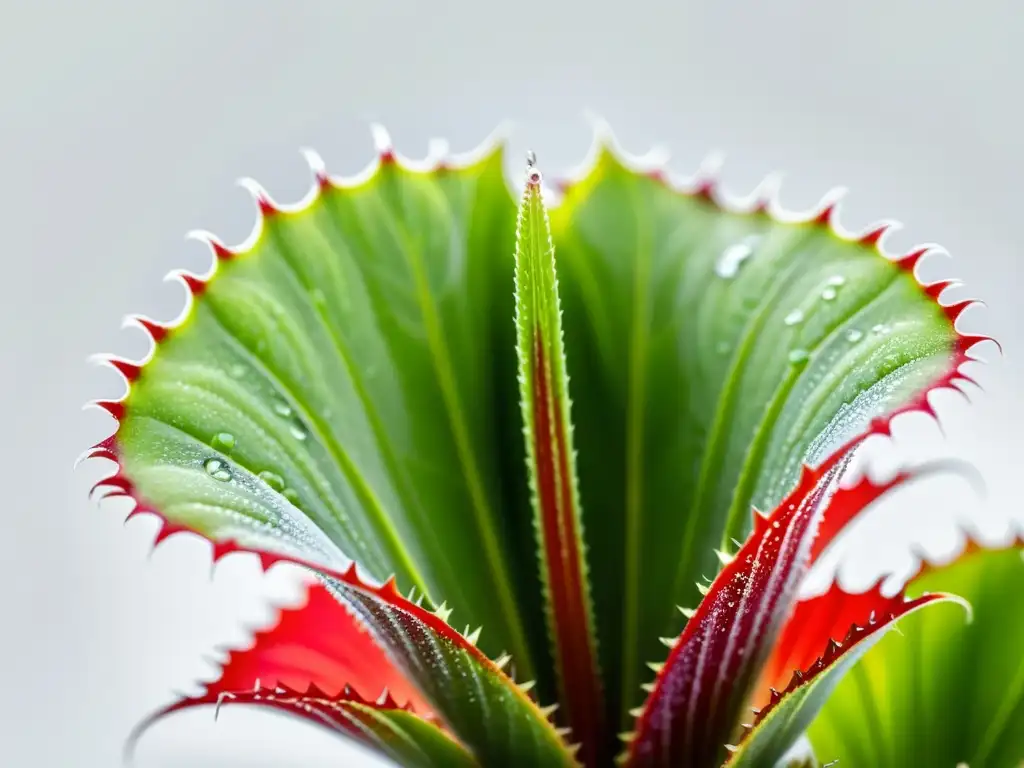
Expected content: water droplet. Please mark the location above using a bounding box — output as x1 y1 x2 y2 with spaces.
258 470 285 492
273 400 292 417
283 488 302 507
846 329 864 343
715 237 758 279
229 364 246 379
871 323 891 335
289 423 308 441
821 287 838 301
788 348 810 365
204 457 233 482
827 275 846 287
211 432 235 452
784 309 805 326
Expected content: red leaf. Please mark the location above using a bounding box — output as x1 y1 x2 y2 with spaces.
810 459 980 566
729 588 953 759
127 581 429 752
749 578 910 712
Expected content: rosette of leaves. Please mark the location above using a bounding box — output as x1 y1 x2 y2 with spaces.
86 123 1011 767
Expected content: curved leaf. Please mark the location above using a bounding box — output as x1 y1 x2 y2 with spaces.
164 683 473 768
87 124 990 762
548 133 985 723
136 580 427 720
808 532 1024 767
725 583 961 767
117 527 576 766
94 134 536 676
622 455 848 767
514 156 605 764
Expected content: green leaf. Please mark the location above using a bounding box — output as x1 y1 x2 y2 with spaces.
548 132 975 723
101 136 538 677
807 536 1024 767
725 587 961 768
320 564 577 767
514 153 605 762
88 124 985 762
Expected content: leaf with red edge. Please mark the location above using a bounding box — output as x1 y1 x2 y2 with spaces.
141 683 475 768
513 154 606 765
114 524 576 766
622 451 852 767
134 580 428 735
808 531 1024 767
85 122 997 766
723 585 960 767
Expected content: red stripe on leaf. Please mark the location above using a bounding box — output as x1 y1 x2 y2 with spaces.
531 337 605 765
626 452 850 767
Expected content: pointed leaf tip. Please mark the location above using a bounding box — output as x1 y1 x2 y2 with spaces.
514 149 604 765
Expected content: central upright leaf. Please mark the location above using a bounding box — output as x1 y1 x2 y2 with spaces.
514 154 605 764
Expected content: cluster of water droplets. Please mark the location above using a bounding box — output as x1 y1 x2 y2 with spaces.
197 393 316 516
778 274 863 367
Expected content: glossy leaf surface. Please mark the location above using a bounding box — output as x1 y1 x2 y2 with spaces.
549 143 972 723
808 536 1024 767
514 157 604 764
88 125 984 765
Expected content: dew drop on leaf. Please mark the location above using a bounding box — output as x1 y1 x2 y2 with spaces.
872 323 891 335
203 457 233 482
258 470 285 492
821 287 838 301
846 329 864 343
715 237 759 279
289 423 308 441
273 400 293 417
827 274 846 287
788 348 810 365
228 364 246 379
211 432 235 452
784 308 805 326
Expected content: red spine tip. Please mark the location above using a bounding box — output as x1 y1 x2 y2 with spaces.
211 240 235 260
859 224 890 247
108 358 142 381
256 196 278 217
179 272 207 295
813 203 837 226
694 179 716 203
956 334 1000 355
379 149 396 165
133 316 169 343
897 247 929 273
869 416 892 436
923 279 957 300
315 171 331 191
944 299 980 324
93 400 125 420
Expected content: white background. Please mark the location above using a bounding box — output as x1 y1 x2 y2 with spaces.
3 1 1022 765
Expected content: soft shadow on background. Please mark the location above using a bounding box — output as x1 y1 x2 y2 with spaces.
3 1 1022 765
